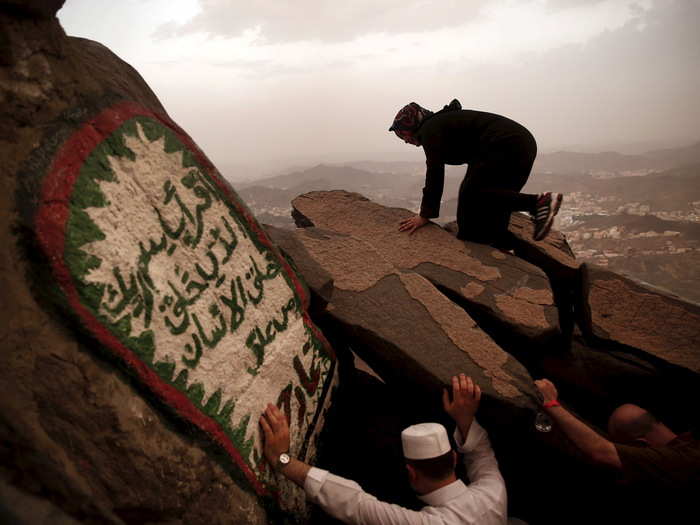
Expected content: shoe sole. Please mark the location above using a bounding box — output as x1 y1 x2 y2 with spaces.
534 193 563 241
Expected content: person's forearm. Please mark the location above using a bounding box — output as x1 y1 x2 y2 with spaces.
456 416 474 445
278 457 312 488
419 159 444 218
545 405 621 469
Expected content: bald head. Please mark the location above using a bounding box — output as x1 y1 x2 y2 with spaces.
608 404 657 444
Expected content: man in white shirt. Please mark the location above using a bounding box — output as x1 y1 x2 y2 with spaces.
259 373 507 524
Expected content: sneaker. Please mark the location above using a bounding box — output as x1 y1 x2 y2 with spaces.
532 192 563 241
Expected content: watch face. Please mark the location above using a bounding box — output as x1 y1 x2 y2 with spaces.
279 453 291 465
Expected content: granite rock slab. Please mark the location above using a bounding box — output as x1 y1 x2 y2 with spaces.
1 8 335 522
271 227 540 427
293 190 561 344
581 265 700 374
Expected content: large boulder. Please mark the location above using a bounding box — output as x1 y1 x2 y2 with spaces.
292 191 562 346
506 212 578 269
265 225 540 436
261 225 334 316
580 265 700 374
446 212 583 340
444 211 578 269
1 6 335 523
0 0 64 18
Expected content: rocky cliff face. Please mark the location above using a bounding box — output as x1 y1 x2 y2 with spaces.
2 4 699 525
272 190 699 523
280 190 700 412
1 4 335 523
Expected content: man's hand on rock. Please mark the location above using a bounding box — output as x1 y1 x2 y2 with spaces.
442 373 481 440
398 214 429 235
259 403 290 468
534 378 558 405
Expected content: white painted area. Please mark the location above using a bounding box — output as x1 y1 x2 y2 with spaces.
81 122 331 472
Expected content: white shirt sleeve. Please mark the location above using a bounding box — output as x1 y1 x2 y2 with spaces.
454 420 507 513
302 420 507 525
304 467 432 525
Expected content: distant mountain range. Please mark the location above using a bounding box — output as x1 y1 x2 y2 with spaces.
570 214 700 239
532 141 700 174
237 164 429 211
521 165 700 211
234 141 700 304
339 141 700 175
239 164 409 191
235 142 700 217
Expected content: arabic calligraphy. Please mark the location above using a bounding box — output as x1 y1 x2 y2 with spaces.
64 116 336 486
96 155 290 373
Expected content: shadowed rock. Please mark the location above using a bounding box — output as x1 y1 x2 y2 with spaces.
580 265 700 374
273 210 700 524
293 190 561 346
444 212 577 265
507 212 578 264
1 7 335 523
446 213 583 341
1 0 65 18
265 226 540 432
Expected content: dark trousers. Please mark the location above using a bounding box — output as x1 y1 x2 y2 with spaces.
456 135 538 246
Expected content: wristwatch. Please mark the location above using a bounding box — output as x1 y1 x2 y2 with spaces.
276 452 291 470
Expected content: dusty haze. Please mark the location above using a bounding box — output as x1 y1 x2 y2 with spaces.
59 0 700 178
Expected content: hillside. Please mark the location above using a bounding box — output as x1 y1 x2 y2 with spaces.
256 141 700 178
532 141 700 174
522 165 700 212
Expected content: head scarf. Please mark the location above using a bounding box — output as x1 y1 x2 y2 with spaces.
388 102 434 135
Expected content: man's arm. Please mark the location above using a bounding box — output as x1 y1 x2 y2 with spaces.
442 373 479 439
535 379 622 469
443 375 507 512
259 403 428 525
259 403 310 487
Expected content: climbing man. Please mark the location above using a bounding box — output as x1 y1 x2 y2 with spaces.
260 374 507 524
390 99 562 247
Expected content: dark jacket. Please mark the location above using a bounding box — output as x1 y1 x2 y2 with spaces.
415 110 535 218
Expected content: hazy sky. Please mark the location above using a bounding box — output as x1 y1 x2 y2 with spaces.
58 0 699 176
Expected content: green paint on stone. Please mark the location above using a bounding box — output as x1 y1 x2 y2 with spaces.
187 382 205 406
231 414 254 460
173 368 189 390
55 114 335 498
65 208 104 274
204 389 222 416
138 117 164 143
111 313 133 339
71 167 109 209
181 149 197 169
130 329 155 364
218 399 235 424
155 360 176 382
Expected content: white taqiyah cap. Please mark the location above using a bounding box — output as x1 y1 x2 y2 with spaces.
401 423 451 460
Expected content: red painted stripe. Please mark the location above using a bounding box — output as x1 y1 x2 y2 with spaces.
34 100 337 498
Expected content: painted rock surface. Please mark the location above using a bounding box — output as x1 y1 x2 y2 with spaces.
31 102 336 507
293 190 561 344
2 7 335 522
